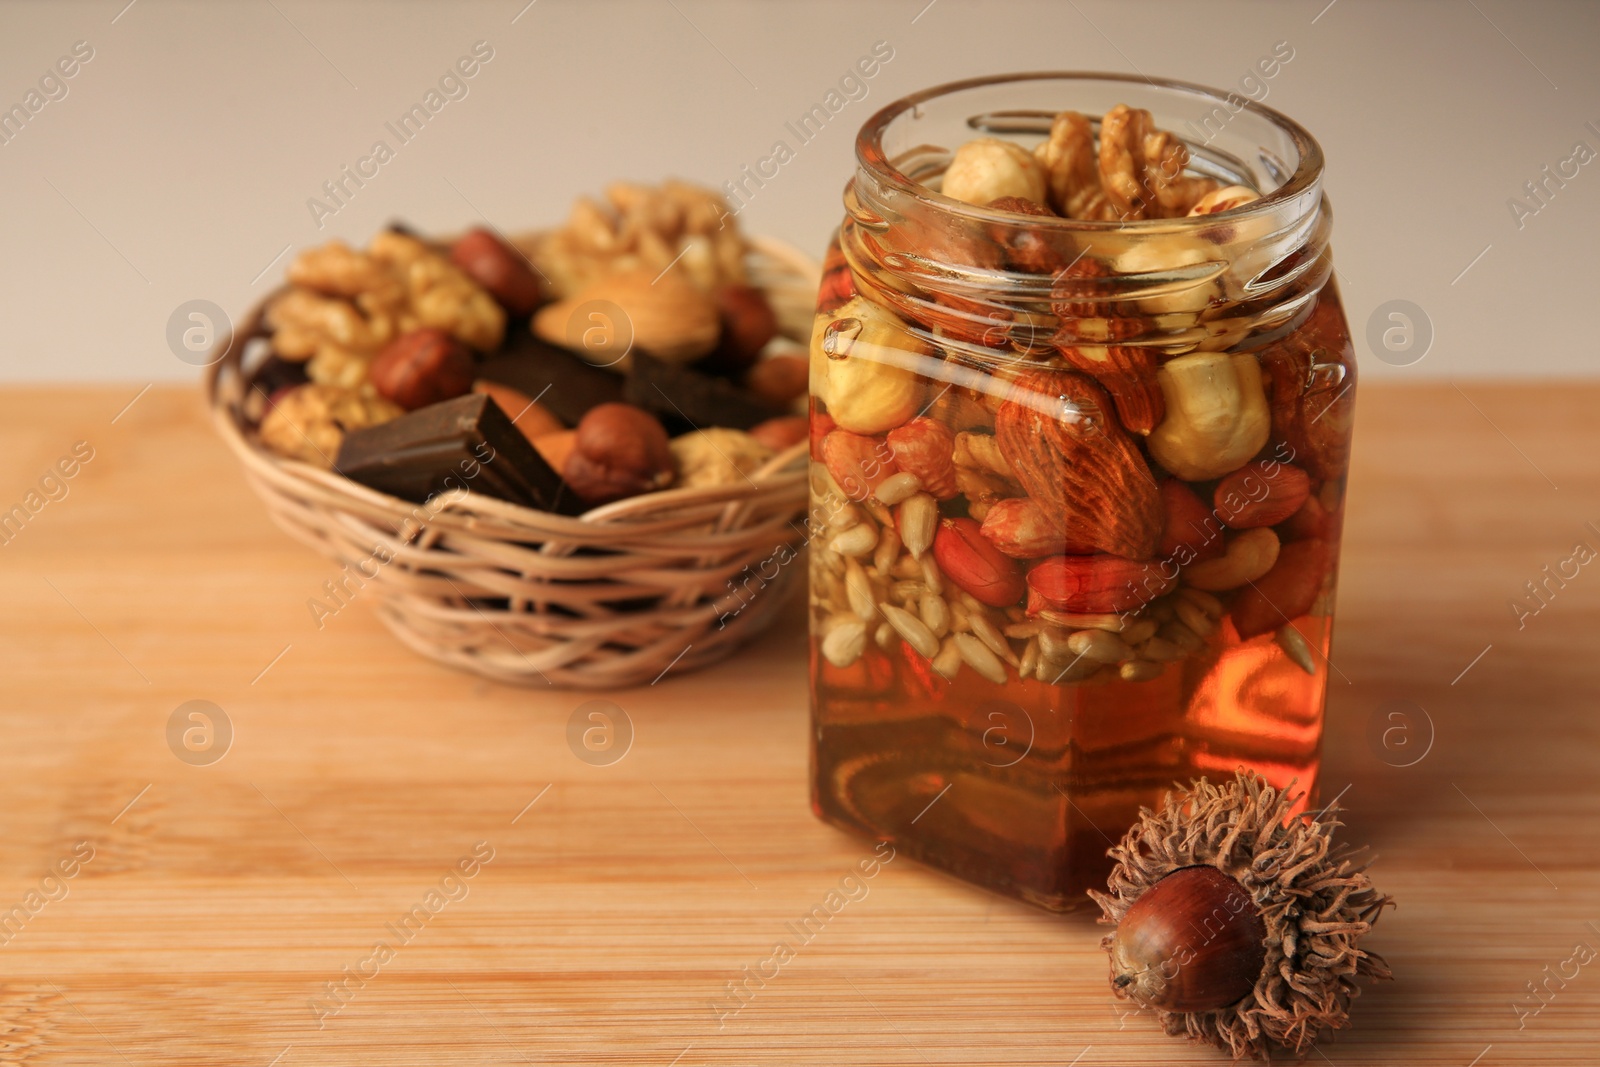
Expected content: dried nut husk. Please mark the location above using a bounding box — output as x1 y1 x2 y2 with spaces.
1092 772 1393 1061
810 296 928 434
941 137 1048 207
534 267 720 368
1147 352 1271 481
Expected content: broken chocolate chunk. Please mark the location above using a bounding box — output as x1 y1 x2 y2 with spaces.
624 352 786 433
334 393 581 514
476 331 624 427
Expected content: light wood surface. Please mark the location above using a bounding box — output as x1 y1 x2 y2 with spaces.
1 383 1597 1066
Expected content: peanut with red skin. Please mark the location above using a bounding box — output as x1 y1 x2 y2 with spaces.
933 517 1026 608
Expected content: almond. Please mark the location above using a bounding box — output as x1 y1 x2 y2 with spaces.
809 407 837 461
1281 495 1331 541
534 267 720 368
1230 538 1332 639
1054 345 1165 435
994 369 1164 560
1158 479 1225 564
1257 296 1357 480
814 238 856 316
1025 555 1176 615
1214 459 1312 529
932 517 1025 608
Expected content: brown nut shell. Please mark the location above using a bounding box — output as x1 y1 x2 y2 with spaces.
368 328 475 411
564 402 674 504
1108 865 1267 1013
450 228 544 316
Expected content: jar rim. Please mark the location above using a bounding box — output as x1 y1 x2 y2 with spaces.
854 71 1325 229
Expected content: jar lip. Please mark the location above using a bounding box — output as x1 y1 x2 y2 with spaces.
854 71 1325 229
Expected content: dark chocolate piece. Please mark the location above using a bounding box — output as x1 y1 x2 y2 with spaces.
476 331 624 427
334 393 581 514
623 352 786 433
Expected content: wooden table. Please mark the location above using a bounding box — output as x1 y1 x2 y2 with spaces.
1 383 1596 1066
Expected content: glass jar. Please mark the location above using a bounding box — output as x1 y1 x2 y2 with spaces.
807 73 1356 911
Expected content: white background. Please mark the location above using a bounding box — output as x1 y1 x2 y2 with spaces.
0 0 1595 382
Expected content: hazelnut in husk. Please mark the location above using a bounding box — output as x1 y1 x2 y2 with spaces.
1090 772 1393 1060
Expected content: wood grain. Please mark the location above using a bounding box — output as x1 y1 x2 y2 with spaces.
0 383 1597 1066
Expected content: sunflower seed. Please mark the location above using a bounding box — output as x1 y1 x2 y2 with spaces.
899 493 938 560
881 603 940 659
1139 636 1185 662
920 592 950 638
830 523 878 558
1119 659 1165 682
1177 586 1225 618
821 618 867 667
844 559 877 621
955 633 1008 684
1067 628 1133 664
967 610 1018 666
932 635 963 680
1276 625 1317 675
875 472 924 506
873 526 901 574
1174 598 1217 639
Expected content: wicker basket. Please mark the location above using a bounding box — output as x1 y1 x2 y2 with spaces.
207 235 819 688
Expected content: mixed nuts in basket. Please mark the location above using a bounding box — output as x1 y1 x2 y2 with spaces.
249 181 810 512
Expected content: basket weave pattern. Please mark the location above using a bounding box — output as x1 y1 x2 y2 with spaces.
207 237 817 688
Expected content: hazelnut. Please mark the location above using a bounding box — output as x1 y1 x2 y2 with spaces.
715 284 779 367
450 228 544 316
744 353 809 408
809 296 926 435
564 402 674 504
471 380 565 443
941 138 1047 208
748 415 808 452
368 328 476 412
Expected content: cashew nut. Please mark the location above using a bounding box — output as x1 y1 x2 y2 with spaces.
1147 352 1271 480
1182 527 1280 591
